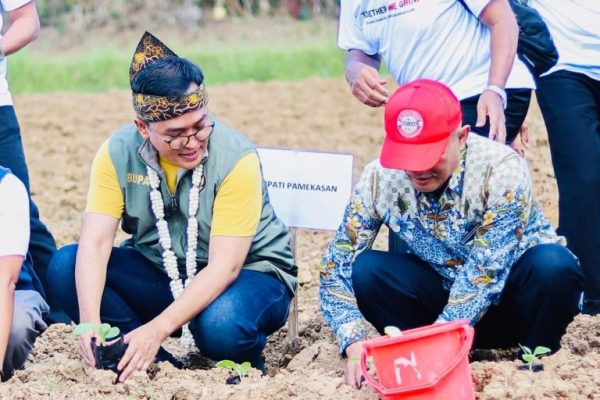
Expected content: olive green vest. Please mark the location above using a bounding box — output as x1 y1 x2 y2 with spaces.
107 116 297 294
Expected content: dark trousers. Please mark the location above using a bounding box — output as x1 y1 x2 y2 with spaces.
351 244 583 352
536 70 600 314
0 106 64 321
460 88 532 144
47 245 291 371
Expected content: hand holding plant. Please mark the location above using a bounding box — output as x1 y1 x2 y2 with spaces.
345 342 365 389
73 322 125 374
73 323 120 345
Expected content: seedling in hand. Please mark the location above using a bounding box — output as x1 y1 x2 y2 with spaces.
73 322 120 345
519 344 551 372
73 322 126 378
215 360 252 384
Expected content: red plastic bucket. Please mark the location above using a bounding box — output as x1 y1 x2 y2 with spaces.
360 320 475 400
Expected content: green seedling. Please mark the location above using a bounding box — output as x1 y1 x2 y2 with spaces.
73 322 120 345
519 344 551 372
215 360 252 380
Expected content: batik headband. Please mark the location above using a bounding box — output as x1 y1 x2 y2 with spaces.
129 32 208 122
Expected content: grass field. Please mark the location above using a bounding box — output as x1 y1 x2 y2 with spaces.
8 17 347 94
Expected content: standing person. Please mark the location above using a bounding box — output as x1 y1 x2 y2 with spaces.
340 0 535 145
530 0 600 315
47 32 297 383
339 0 536 253
319 80 583 388
0 166 48 382
0 0 61 321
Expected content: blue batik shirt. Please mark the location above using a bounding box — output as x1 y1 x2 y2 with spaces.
319 134 565 353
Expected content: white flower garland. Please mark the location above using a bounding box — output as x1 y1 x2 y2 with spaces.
147 164 203 348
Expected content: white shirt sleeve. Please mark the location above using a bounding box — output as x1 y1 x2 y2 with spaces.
0 174 30 257
338 0 380 55
462 0 492 17
0 0 32 12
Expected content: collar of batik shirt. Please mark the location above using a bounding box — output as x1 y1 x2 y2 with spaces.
415 145 467 209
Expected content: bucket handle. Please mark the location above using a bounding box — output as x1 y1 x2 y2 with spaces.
360 324 474 396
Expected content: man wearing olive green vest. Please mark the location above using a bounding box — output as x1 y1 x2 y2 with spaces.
47 32 297 383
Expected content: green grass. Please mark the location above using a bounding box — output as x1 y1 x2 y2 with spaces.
8 43 345 94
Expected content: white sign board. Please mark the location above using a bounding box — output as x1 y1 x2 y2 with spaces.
257 148 354 231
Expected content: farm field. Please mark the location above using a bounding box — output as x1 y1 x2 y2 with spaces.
1 77 599 399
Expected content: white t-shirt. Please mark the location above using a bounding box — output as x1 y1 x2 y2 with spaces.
0 0 32 106
530 0 600 81
0 173 29 257
339 0 535 100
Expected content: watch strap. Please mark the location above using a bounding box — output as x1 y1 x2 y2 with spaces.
484 84 507 109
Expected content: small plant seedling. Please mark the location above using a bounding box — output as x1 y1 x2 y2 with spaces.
519 344 551 372
73 322 120 345
215 360 252 381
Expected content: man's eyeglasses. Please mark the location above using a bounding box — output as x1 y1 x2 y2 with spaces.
147 121 215 150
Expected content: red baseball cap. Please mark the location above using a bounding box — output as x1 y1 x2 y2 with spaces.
380 79 462 172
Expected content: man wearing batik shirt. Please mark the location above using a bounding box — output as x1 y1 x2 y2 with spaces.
320 79 583 389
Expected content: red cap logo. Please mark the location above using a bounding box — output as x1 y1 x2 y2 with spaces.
381 79 462 171
397 109 424 138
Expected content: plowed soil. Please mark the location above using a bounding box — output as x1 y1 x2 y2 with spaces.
2 78 597 399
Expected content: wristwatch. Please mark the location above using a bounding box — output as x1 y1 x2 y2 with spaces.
0 41 5 62
484 84 507 109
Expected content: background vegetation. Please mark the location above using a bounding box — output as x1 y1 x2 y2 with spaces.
7 0 344 94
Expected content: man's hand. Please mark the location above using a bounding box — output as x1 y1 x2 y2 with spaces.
476 90 507 144
344 341 365 389
348 65 389 107
117 321 167 383
510 123 529 156
78 329 98 368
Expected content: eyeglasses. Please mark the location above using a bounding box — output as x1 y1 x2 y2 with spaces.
147 120 215 150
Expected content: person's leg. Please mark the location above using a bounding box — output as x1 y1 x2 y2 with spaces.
351 250 449 333
0 107 32 192
475 244 583 352
0 106 59 320
388 231 409 255
536 71 600 314
460 89 532 144
189 270 291 372
48 244 182 365
47 244 174 333
2 290 49 380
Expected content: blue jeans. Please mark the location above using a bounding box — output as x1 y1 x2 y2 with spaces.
47 245 291 371
0 106 62 320
352 244 583 352
536 70 600 314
